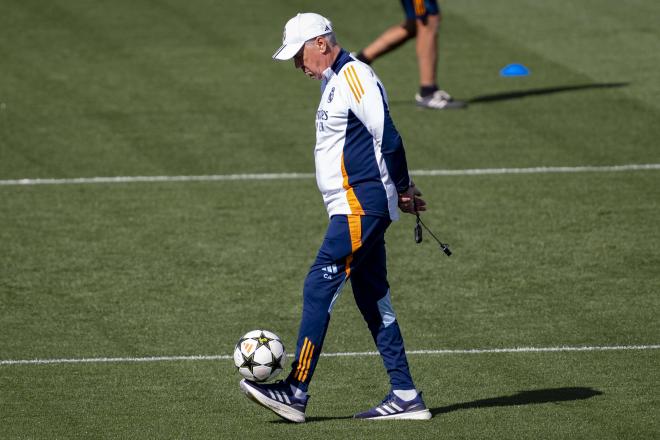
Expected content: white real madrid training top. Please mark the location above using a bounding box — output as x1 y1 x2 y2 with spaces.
315 49 411 221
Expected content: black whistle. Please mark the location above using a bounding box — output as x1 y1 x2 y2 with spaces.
440 244 452 256
414 218 423 243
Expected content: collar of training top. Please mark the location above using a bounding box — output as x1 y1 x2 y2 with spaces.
330 49 352 75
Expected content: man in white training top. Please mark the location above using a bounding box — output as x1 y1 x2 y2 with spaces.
239 12 431 423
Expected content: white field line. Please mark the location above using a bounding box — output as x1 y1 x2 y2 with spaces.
1 344 659 366
1 164 660 186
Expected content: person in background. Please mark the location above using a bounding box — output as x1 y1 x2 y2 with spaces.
354 0 465 109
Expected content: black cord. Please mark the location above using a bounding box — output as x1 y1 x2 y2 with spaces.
415 213 452 256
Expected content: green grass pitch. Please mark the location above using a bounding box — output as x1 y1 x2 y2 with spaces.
1 0 659 438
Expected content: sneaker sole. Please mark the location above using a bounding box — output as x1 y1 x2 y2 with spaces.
415 100 467 110
356 409 432 421
239 380 306 423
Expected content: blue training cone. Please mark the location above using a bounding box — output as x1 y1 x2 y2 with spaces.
500 63 530 77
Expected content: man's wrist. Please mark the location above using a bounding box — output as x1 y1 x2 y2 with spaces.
398 179 414 195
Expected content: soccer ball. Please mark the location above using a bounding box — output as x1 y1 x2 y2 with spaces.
233 330 286 382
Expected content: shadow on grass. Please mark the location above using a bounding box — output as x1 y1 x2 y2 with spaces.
467 82 629 104
270 387 602 423
430 387 603 417
387 82 628 107
269 413 354 423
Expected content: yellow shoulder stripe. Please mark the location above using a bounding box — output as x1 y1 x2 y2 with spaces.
348 65 365 95
343 64 365 103
343 70 361 103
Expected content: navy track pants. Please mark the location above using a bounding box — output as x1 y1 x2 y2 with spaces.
286 214 415 391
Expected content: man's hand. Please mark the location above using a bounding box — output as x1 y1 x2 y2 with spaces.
398 184 427 214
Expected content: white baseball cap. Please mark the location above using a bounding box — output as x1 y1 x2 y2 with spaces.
272 13 333 61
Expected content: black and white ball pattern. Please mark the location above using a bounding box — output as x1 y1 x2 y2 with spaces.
233 330 286 382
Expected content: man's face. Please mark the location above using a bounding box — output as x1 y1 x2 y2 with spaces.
293 39 324 80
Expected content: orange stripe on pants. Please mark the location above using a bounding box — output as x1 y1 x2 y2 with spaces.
415 0 426 16
295 338 311 380
347 215 362 253
345 215 362 277
300 343 315 382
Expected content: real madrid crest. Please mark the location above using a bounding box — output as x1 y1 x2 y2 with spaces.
327 87 335 103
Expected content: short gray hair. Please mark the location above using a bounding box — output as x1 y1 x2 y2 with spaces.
305 32 337 47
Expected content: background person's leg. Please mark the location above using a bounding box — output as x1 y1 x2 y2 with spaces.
415 13 440 91
357 20 416 64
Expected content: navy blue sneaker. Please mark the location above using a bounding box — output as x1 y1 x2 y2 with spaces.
354 392 432 420
239 379 308 423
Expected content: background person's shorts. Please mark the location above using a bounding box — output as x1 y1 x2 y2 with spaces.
401 0 440 20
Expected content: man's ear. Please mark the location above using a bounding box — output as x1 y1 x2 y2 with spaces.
316 36 328 53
